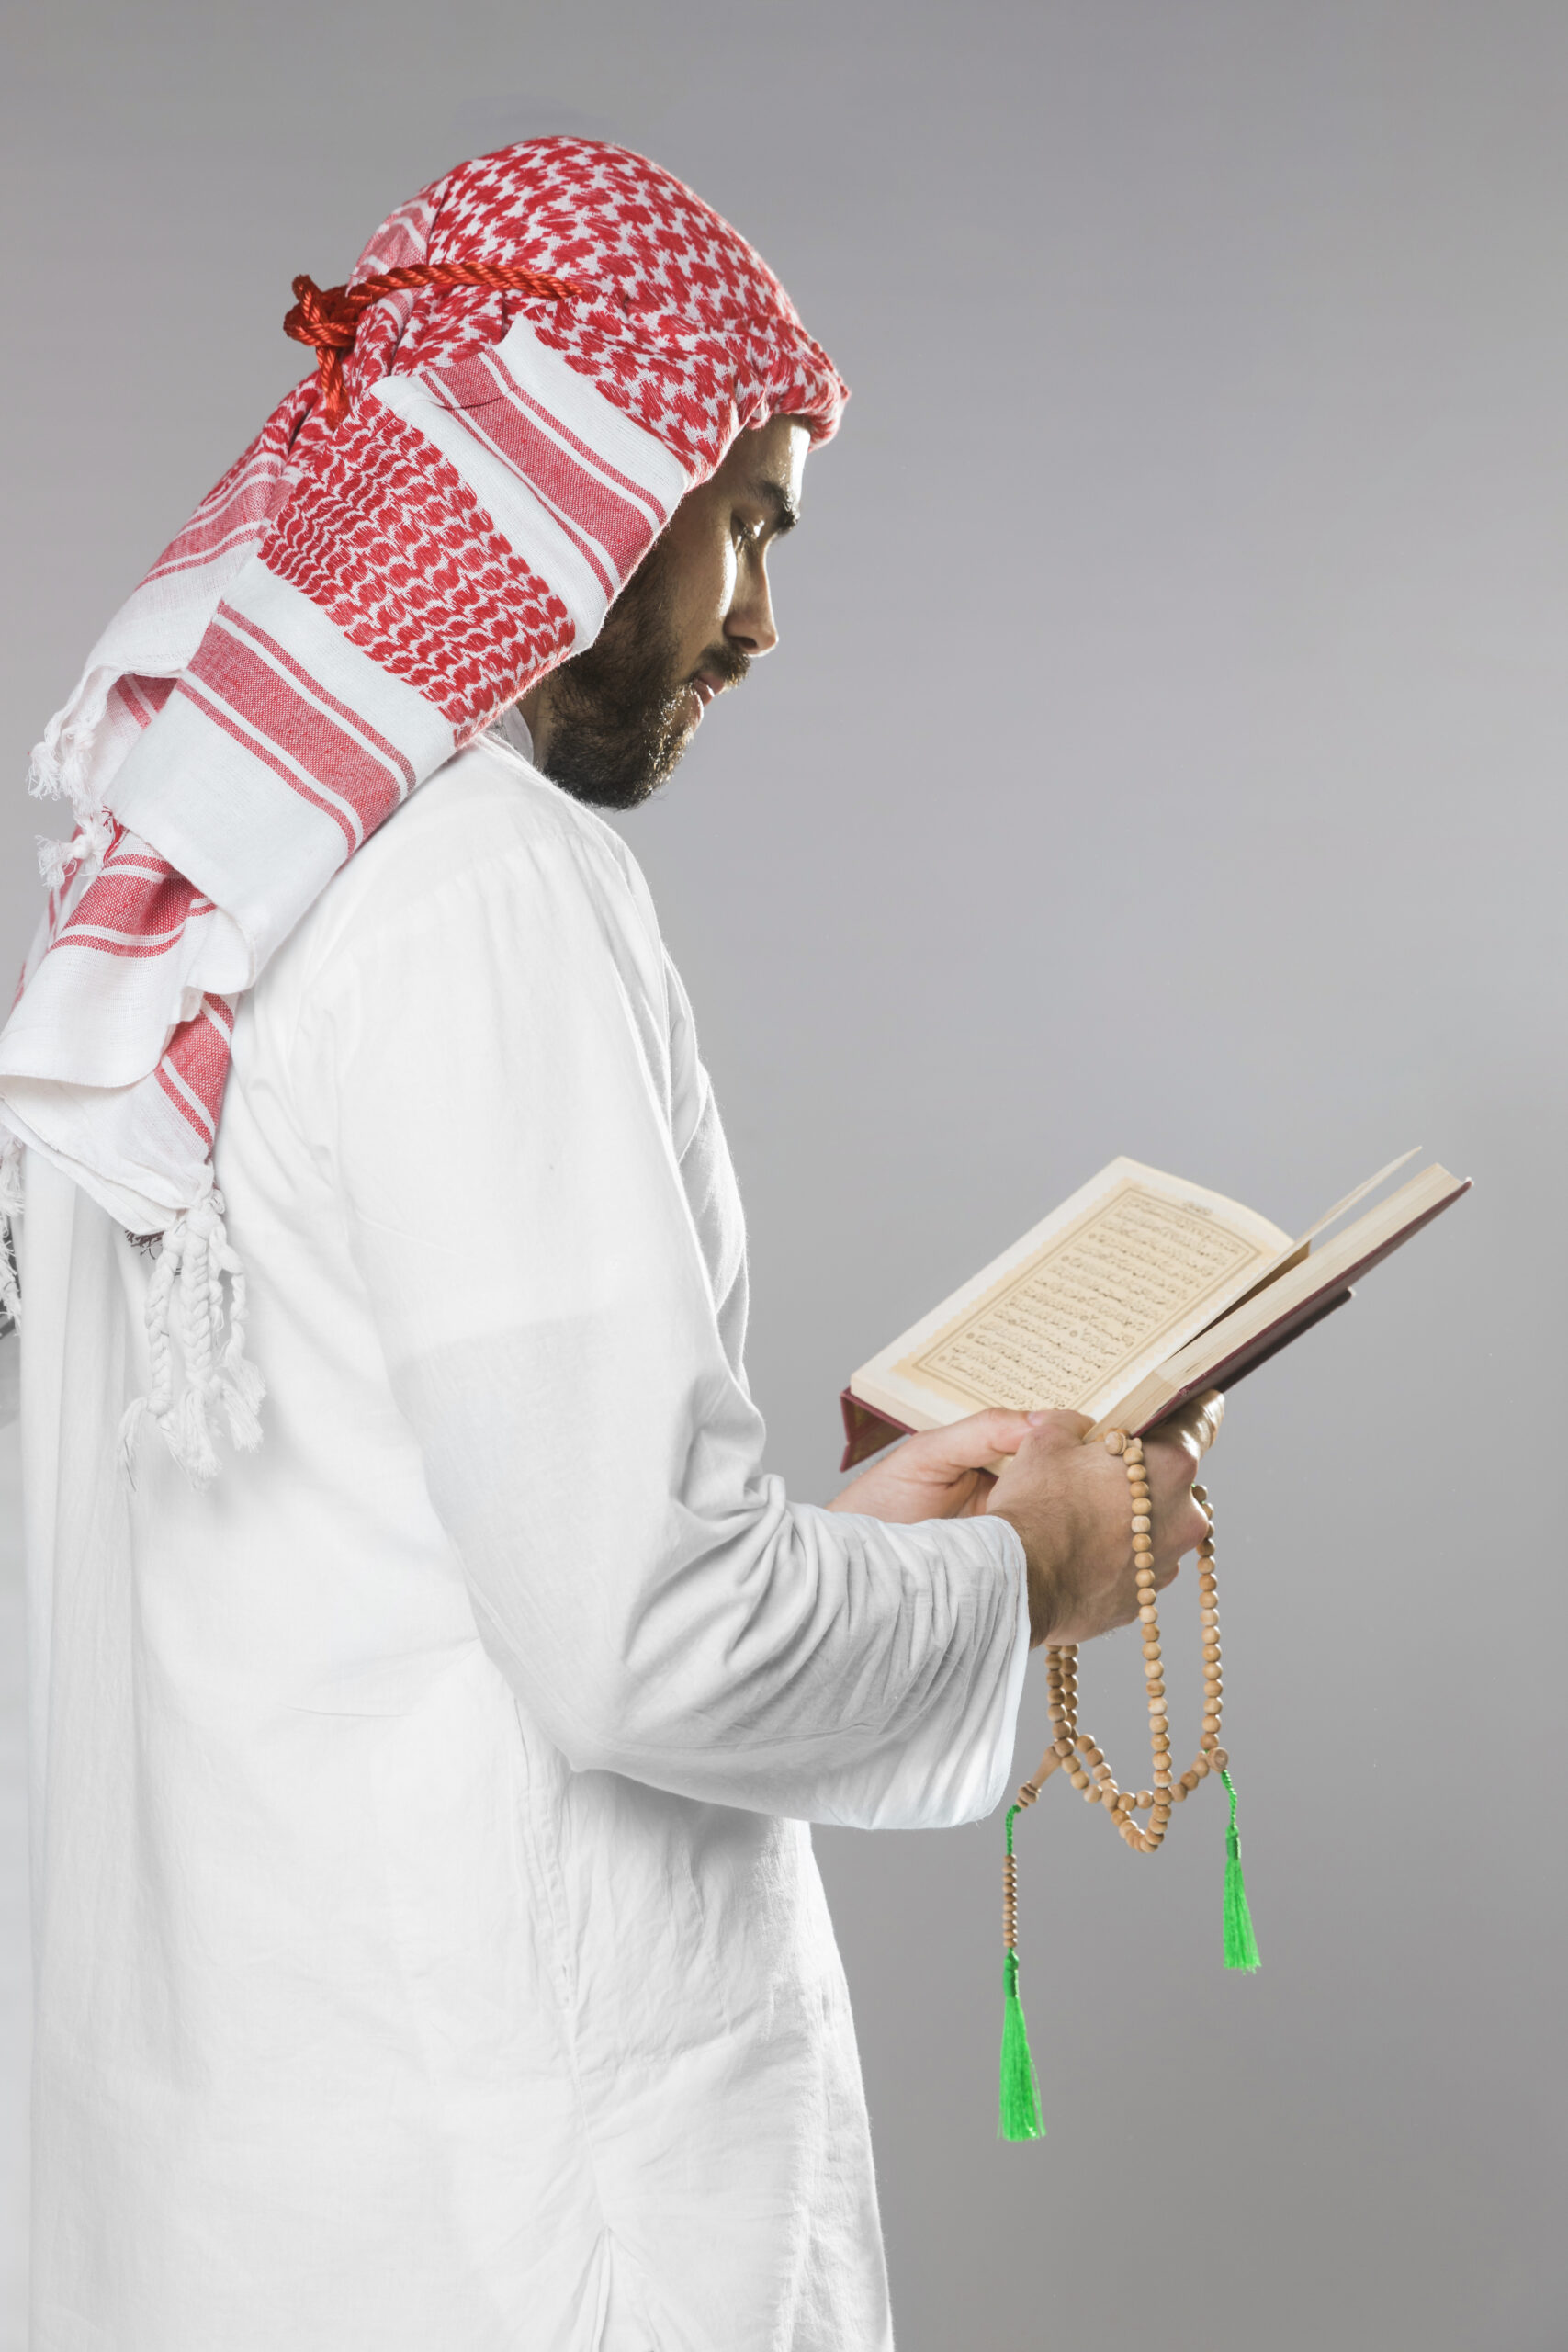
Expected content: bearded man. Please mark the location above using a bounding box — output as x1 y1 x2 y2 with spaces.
0 141 1207 2350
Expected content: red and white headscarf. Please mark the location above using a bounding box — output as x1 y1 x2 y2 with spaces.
0 138 846 1476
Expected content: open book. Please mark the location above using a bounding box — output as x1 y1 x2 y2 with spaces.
840 1152 1470 1472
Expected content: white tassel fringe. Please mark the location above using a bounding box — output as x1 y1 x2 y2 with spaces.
37 808 115 892
118 1182 265 1488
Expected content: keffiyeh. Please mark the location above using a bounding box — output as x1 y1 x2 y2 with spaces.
0 137 846 1476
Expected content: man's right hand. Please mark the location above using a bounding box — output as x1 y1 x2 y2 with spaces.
987 1406 1214 1647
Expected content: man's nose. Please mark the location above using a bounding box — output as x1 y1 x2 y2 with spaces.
727 563 779 657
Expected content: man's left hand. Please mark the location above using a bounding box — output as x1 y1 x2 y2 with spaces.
826 1410 1033 1524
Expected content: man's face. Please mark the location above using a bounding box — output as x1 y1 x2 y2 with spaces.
519 413 810 809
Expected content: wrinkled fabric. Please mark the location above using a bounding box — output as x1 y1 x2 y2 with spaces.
20 740 1030 2349
0 138 846 1243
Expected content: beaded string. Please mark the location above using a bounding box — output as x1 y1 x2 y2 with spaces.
998 1428 1260 2143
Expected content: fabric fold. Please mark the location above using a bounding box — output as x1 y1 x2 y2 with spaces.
0 138 846 1476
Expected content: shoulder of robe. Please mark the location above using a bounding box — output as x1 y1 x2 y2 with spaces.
273 738 665 1004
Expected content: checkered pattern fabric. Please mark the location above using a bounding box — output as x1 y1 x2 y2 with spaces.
0 138 846 1239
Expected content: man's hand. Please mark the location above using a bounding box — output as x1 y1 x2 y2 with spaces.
826 1408 1036 1524
987 1400 1218 1647
827 1396 1219 1653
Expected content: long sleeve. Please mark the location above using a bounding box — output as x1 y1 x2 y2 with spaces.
292 759 1030 1827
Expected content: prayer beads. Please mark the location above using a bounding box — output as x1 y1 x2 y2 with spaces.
998 1417 1259 2139
1006 1430 1227 1876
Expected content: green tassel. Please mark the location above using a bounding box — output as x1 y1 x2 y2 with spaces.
999 1952 1044 2141
998 1807 1044 2140
1220 1768 1261 1972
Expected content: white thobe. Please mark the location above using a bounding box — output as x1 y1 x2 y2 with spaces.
16 738 1030 2351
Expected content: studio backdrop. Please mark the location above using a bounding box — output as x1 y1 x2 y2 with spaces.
2 6 1563 2348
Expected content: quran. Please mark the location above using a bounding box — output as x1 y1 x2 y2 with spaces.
840 1151 1470 1472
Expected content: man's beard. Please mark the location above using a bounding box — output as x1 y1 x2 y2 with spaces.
531 537 748 811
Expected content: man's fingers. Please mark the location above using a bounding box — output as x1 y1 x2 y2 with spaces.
902 1408 1033 1479
1152 1388 1225 1465
941 1408 1035 1465
1026 1408 1095 1448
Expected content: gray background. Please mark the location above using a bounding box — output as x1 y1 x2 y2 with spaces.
2 2 1564 2346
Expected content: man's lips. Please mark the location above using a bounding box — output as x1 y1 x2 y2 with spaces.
685 673 723 727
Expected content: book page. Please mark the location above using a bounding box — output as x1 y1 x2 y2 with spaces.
885 1173 1282 1419
1084 1160 1469 1441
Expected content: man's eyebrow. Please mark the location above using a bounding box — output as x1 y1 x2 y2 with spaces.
748 479 800 535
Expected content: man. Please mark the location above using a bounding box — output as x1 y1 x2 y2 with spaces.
0 141 1206 2347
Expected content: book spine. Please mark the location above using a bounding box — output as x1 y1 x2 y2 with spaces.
839 1390 912 1474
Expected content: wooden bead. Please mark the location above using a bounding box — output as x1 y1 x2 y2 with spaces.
1211 1747 1229 1771
1006 1444 1236 1879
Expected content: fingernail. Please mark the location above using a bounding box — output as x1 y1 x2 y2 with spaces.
1027 1411 1047 1427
